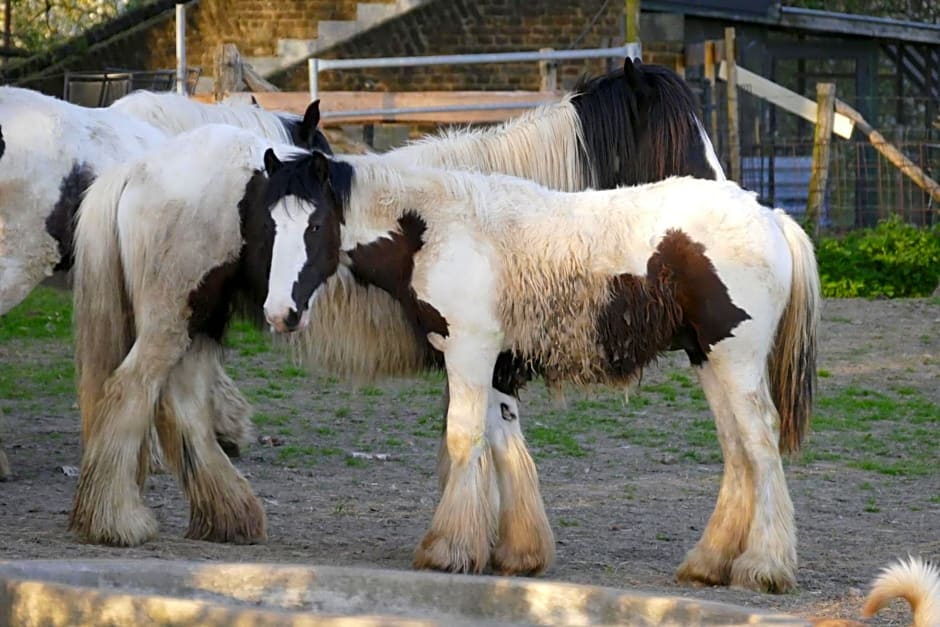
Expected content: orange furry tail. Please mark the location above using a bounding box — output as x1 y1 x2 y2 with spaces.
862 557 940 627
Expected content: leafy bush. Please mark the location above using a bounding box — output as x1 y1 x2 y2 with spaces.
816 216 940 298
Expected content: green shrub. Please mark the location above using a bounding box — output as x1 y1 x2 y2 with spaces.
816 217 940 298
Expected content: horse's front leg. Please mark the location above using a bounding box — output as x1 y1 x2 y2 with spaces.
414 333 500 574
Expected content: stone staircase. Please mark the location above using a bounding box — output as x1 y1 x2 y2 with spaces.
245 0 431 78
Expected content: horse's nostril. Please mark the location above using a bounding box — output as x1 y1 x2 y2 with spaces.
284 308 300 330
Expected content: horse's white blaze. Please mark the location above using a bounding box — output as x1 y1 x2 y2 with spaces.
694 116 727 181
265 196 313 329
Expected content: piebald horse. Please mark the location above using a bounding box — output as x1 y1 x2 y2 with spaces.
0 86 329 476
262 149 820 593
69 60 728 574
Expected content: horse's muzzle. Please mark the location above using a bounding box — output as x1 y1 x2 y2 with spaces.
265 306 305 334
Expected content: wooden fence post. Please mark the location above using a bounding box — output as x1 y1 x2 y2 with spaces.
806 82 836 238
538 48 557 93
214 43 243 101
724 27 741 183
703 40 719 153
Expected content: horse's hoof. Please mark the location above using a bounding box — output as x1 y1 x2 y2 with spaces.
413 530 488 574
729 550 797 594
69 502 159 547
186 494 267 544
676 546 732 588
490 516 555 576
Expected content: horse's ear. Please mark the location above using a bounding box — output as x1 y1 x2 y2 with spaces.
623 57 641 89
263 148 282 176
300 100 322 146
311 150 330 184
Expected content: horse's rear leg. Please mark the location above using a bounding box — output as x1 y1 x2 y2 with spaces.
156 336 266 544
676 366 752 587
688 353 797 593
487 392 555 576
69 325 189 546
210 363 253 458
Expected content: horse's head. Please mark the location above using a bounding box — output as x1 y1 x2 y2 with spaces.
282 100 334 154
262 148 352 333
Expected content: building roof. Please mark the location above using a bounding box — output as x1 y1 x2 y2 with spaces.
644 1 940 45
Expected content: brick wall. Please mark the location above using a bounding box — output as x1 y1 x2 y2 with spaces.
277 0 627 92
146 0 371 73
10 0 630 97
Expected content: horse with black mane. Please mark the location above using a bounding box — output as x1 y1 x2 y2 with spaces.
262 148 819 593
0 86 330 476
69 60 734 582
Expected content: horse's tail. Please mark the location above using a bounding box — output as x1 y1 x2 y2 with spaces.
862 557 940 627
73 164 135 442
768 210 821 455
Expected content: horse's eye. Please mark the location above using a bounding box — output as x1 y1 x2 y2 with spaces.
310 224 320 233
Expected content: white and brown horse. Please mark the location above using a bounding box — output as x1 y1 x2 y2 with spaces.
69 60 728 574
261 149 820 593
0 86 329 475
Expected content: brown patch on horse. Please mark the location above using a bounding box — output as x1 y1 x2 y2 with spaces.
186 260 240 341
348 212 449 338
596 273 683 381
647 229 751 360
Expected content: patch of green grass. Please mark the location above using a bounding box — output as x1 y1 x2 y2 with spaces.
809 386 939 476
528 426 586 457
251 412 291 428
277 365 307 379
359 386 383 397
928 495 940 504
226 318 270 356
643 382 678 403
864 497 880 513
345 456 367 468
0 287 72 342
335 407 351 419
817 369 831 378
655 532 671 541
558 518 579 527
0 360 74 400
859 481 874 491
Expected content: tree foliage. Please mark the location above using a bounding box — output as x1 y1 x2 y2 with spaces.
1 0 139 52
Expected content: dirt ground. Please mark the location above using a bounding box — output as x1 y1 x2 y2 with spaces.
0 296 938 625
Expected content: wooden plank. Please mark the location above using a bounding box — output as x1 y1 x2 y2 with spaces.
724 27 741 183
223 91 561 125
805 83 836 238
836 98 940 211
719 60 855 139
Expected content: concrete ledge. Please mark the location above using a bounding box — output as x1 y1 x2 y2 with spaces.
0 559 809 626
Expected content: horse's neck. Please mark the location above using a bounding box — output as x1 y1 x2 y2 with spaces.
389 103 588 192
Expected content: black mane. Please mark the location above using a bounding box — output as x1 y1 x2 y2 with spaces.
571 59 717 188
260 152 353 212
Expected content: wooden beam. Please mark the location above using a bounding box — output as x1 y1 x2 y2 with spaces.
806 83 835 238
718 60 855 139
625 0 640 45
202 91 562 125
835 98 940 211
724 27 741 184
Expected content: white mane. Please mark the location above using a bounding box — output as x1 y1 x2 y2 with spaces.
385 95 590 192
109 91 296 143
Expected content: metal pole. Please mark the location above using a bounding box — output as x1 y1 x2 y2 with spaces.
309 58 320 101
175 3 186 95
